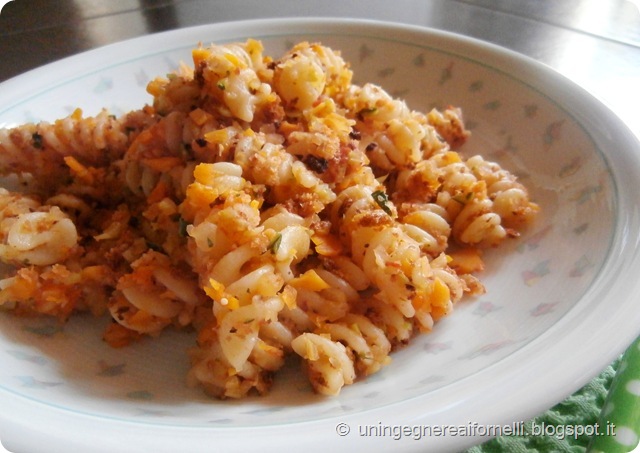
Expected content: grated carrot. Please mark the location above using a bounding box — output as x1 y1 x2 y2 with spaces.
448 248 484 274
289 269 331 292
146 180 170 205
64 156 94 184
189 108 212 126
140 156 183 172
311 232 343 257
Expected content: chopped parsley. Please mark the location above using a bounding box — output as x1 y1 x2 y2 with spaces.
146 241 162 252
371 190 392 215
267 233 282 254
32 132 43 149
359 107 377 116
452 192 475 205
178 217 190 238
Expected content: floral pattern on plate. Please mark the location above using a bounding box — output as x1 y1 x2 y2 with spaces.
0 25 620 432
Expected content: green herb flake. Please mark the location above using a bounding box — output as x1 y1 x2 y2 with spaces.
359 107 378 116
268 233 282 254
452 192 474 205
371 190 392 215
146 241 162 252
178 217 190 238
32 132 43 149
217 81 226 91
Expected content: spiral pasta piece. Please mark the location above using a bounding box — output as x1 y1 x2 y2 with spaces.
342 84 450 171
0 264 113 320
355 297 414 345
288 266 355 325
0 188 78 266
0 191 115 318
465 155 539 228
147 63 200 115
122 111 191 198
291 332 356 396
0 108 155 188
287 287 387 393
285 254 382 391
105 250 203 345
273 41 352 111
325 155 468 343
391 148 538 248
181 162 316 397
233 131 337 213
339 79 537 250
426 106 470 149
188 296 288 399
191 39 274 123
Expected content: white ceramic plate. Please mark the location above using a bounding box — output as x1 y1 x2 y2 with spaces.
1 18 640 453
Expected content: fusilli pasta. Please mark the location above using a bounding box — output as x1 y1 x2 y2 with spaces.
0 39 538 398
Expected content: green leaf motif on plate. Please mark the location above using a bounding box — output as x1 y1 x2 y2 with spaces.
570 255 593 278
522 259 551 286
93 77 113 94
96 360 126 377
6 350 47 365
438 62 454 85
469 80 483 92
559 157 582 177
127 390 154 400
483 100 501 111
524 104 538 118
543 119 565 148
530 302 558 317
16 376 62 389
23 324 63 337
359 43 374 62
572 184 603 205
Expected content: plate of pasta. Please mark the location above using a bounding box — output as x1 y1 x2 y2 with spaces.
1 18 640 453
